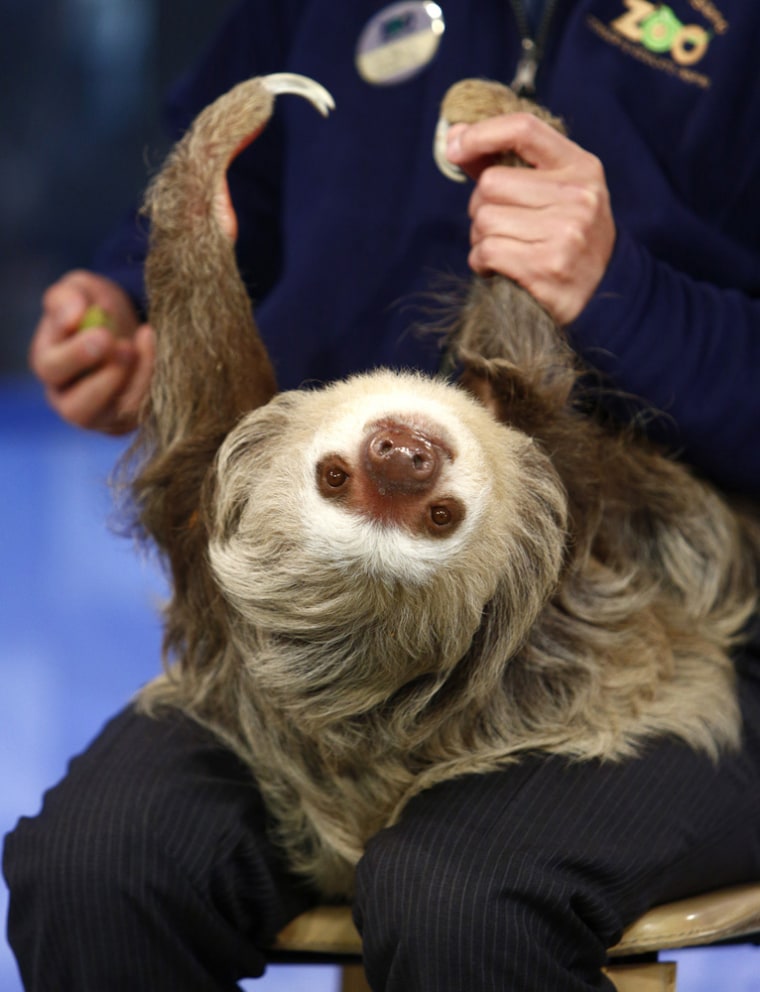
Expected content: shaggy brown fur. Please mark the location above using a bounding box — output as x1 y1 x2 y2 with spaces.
124 74 760 898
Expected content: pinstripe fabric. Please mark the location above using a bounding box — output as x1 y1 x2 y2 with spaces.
4 657 760 990
3 707 319 991
354 657 760 991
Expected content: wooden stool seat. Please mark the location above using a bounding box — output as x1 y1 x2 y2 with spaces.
609 882 760 956
273 883 760 991
274 904 362 957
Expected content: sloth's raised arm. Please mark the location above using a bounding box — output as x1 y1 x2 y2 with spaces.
124 74 333 562
144 73 334 451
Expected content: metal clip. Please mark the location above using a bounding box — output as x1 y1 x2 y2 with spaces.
511 37 538 95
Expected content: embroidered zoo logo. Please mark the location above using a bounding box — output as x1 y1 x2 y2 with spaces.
611 1 712 65
587 1 729 88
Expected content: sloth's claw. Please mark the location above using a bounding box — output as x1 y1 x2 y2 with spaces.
433 117 467 183
262 73 336 117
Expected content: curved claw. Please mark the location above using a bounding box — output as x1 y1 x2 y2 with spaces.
433 117 467 183
262 72 336 117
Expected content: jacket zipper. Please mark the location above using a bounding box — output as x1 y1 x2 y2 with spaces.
509 0 561 96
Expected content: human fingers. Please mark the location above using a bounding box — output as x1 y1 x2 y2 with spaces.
447 115 615 325
466 175 615 325
465 159 614 325
42 322 155 435
43 341 137 432
446 112 583 175
467 219 608 327
468 165 611 244
35 269 125 343
467 162 597 222
30 318 121 390
30 270 140 389
30 275 94 379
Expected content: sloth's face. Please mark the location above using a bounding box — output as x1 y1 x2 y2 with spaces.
314 410 464 541
212 370 565 596
298 372 499 580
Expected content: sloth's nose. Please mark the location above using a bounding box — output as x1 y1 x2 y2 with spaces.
363 422 443 495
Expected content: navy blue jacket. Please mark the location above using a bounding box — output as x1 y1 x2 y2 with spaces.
94 0 760 496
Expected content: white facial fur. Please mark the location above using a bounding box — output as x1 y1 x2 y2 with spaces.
298 372 499 584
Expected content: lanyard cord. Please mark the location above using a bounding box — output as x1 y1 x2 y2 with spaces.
509 0 561 95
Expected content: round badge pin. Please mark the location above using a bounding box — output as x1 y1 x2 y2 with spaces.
356 2 445 86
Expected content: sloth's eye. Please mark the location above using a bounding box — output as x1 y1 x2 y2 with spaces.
430 505 452 526
317 457 351 499
326 466 348 488
424 497 464 537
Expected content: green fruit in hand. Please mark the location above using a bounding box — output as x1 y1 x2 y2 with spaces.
78 304 116 332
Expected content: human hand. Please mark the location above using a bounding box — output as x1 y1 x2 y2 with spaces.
29 270 155 434
445 112 616 325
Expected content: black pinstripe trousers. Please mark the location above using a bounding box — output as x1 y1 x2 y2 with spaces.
5 650 760 991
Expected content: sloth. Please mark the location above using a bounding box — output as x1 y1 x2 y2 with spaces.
123 73 760 897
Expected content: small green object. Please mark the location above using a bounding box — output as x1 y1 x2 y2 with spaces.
78 304 116 332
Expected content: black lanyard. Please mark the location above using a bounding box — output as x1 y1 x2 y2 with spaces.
509 0 561 95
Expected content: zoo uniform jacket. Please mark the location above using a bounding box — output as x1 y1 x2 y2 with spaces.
94 0 760 498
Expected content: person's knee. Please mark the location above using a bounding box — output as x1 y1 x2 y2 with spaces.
354 822 617 990
356 825 556 944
